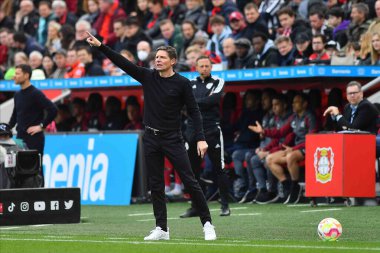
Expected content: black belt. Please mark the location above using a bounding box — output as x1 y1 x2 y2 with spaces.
145 126 166 136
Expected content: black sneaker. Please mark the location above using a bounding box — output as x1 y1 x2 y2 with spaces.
220 205 231 216
238 190 257 204
180 208 199 218
284 183 302 204
255 191 279 204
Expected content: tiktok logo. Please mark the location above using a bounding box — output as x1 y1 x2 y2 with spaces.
8 203 15 213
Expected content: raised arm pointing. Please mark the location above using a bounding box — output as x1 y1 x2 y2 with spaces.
86 31 101 47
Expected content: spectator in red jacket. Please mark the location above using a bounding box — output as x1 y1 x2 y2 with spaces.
93 0 127 45
64 48 85 78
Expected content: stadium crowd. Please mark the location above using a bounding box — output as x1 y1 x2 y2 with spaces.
0 0 379 204
2 0 380 81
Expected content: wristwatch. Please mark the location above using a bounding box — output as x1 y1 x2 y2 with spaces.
40 123 45 129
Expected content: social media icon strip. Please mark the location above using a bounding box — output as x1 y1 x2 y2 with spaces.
8 203 16 213
34 201 46 211
20 202 29 212
64 200 74 210
50 201 59 211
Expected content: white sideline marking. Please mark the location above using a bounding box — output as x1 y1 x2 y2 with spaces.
300 208 342 213
1 238 380 251
137 217 180 222
287 204 312 207
210 207 247 212
30 224 52 227
136 212 261 221
107 238 251 243
0 227 21 230
287 204 329 207
235 213 262 216
44 235 73 239
129 207 248 218
0 224 52 230
128 212 153 216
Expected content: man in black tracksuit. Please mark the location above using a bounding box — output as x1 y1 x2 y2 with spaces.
181 56 230 218
86 32 216 241
9 64 57 187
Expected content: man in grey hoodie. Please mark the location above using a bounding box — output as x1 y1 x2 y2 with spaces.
252 32 279 68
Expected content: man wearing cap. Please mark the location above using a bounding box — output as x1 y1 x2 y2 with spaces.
229 11 246 40
294 32 313 65
114 17 152 56
51 49 68 78
234 38 255 69
325 40 339 58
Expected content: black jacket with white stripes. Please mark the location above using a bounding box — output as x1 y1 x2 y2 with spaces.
186 75 224 135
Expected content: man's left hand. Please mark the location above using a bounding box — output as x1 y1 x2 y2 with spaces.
197 141 208 158
27 125 43 135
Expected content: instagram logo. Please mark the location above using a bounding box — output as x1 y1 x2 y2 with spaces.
20 202 29 212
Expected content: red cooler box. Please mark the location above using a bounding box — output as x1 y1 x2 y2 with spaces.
305 133 376 197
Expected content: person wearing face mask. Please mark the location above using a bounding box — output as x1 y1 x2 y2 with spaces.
136 40 152 68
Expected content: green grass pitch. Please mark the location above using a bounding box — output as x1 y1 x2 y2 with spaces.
1 202 379 253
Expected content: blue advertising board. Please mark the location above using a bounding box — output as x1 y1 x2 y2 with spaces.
43 133 138 205
1 66 380 91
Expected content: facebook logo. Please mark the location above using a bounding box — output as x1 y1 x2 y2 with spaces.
50 201 59 211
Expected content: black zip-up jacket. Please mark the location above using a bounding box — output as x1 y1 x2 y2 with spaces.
187 75 225 135
9 85 57 139
98 44 205 141
84 61 105 76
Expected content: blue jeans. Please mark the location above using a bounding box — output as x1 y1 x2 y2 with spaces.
250 154 267 189
245 150 257 192
231 148 251 198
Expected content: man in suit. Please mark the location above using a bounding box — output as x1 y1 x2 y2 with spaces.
324 81 379 134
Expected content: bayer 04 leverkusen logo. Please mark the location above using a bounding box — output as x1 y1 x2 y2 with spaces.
314 147 335 184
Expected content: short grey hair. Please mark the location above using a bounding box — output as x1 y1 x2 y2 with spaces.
29 50 43 60
75 20 91 31
52 0 67 9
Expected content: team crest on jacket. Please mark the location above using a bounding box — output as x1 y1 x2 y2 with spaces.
314 147 334 183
